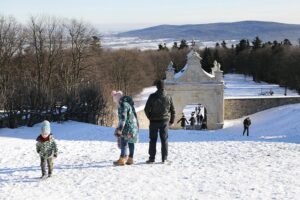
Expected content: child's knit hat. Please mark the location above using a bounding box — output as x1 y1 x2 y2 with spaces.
111 90 123 103
41 120 51 136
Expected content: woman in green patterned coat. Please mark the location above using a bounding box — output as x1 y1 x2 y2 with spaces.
112 90 139 166
36 120 58 178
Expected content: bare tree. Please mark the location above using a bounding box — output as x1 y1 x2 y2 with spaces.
0 15 26 127
54 19 98 118
0 16 25 102
143 50 170 80
59 19 96 92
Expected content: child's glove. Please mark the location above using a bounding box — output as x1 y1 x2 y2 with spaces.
54 153 57 158
114 128 122 137
127 133 133 139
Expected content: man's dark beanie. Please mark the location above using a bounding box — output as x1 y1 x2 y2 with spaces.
156 80 165 90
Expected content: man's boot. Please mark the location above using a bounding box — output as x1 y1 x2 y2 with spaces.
146 159 155 164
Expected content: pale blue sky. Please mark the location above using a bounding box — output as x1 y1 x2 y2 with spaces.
1 0 300 31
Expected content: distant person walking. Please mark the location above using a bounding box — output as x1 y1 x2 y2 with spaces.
201 119 207 130
144 80 175 164
243 117 251 136
196 112 201 125
201 108 208 129
199 114 204 129
111 91 139 166
177 113 189 129
197 105 201 114
189 113 196 130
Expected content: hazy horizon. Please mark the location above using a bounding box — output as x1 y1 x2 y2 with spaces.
96 20 300 33
1 0 300 32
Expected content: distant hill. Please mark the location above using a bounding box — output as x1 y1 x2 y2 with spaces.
118 21 300 43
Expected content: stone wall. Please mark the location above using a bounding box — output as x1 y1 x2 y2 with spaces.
224 96 300 120
122 96 300 129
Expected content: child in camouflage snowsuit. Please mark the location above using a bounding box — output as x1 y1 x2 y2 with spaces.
36 120 58 178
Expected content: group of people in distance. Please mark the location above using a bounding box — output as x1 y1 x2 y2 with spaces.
35 79 252 178
177 105 207 130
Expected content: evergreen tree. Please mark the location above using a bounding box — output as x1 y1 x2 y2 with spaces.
252 36 262 50
262 41 272 48
158 43 169 51
201 47 214 73
179 39 188 49
283 39 292 46
272 40 280 49
221 40 227 48
236 39 250 54
172 42 178 49
158 43 164 51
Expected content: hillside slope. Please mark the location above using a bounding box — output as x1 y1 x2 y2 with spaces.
0 104 300 199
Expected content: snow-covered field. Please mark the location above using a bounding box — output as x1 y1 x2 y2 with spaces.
224 74 299 97
101 36 238 50
1 103 300 200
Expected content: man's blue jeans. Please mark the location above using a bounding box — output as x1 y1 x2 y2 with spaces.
120 137 134 158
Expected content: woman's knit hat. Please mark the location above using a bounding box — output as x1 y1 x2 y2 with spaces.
41 120 51 136
111 90 123 103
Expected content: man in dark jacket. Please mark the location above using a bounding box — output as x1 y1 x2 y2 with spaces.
144 80 175 163
243 117 251 136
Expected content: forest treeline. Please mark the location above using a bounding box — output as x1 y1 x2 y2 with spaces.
0 15 188 128
1 15 300 128
159 37 300 94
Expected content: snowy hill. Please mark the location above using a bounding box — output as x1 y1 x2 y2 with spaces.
1 103 300 199
118 21 300 43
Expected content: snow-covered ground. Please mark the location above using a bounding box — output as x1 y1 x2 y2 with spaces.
1 103 300 200
1 74 300 200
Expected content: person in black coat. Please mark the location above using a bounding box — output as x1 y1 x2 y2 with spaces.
243 117 251 136
196 112 201 125
177 113 189 129
189 113 196 130
199 114 204 123
144 80 175 163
